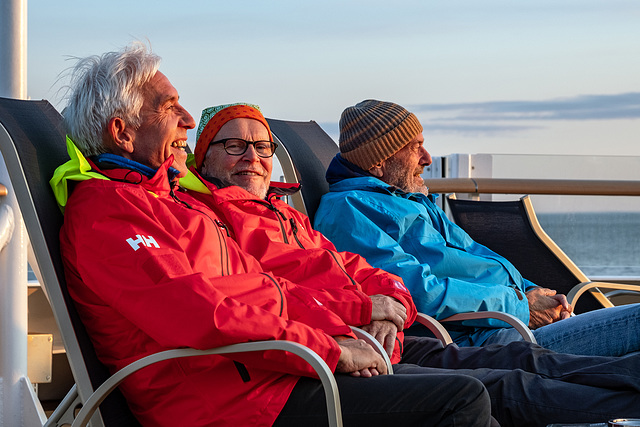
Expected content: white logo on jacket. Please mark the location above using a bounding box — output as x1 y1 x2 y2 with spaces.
126 235 160 251
393 280 408 292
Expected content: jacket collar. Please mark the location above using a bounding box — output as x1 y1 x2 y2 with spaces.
267 181 300 198
50 136 182 211
325 153 372 185
92 153 181 182
89 154 178 195
325 153 437 202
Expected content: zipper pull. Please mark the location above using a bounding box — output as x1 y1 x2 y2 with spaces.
289 218 298 234
215 219 231 237
169 188 193 209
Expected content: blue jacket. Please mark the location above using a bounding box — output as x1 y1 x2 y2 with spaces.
314 154 537 345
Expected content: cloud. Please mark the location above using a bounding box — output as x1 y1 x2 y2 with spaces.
410 92 640 121
318 120 541 139
318 93 639 139
422 123 541 136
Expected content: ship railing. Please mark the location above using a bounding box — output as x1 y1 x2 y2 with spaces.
423 178 640 196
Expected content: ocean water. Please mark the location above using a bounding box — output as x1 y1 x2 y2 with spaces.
537 212 640 277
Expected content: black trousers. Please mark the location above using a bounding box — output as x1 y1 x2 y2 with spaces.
275 364 492 427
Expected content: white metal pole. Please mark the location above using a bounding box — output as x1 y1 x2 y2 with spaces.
0 0 28 99
0 166 29 427
1 0 29 426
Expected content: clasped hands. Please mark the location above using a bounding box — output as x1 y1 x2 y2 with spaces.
527 287 573 329
335 294 407 377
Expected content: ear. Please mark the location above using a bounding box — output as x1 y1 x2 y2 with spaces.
368 161 385 178
107 117 135 154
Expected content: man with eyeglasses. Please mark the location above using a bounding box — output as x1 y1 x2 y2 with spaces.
183 102 640 427
191 103 278 200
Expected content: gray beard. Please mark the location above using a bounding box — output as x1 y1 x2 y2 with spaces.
383 159 429 195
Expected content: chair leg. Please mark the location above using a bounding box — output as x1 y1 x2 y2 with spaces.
43 384 83 427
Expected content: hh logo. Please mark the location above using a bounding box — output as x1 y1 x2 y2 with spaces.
126 234 160 251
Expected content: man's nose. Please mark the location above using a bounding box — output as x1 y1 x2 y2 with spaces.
420 147 432 166
179 105 196 129
242 144 260 161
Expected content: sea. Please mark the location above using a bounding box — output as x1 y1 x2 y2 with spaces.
537 211 640 278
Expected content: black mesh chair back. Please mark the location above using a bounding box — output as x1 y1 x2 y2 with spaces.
266 119 338 224
447 196 603 314
0 97 140 426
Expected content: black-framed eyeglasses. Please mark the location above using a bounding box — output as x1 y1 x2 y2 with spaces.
211 138 278 158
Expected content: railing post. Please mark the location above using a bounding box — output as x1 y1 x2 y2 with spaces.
0 164 30 427
1 1 33 424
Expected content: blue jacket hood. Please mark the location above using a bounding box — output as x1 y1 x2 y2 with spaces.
326 153 439 203
326 154 373 185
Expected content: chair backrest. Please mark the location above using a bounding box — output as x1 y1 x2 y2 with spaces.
0 97 140 426
267 118 338 224
446 195 604 314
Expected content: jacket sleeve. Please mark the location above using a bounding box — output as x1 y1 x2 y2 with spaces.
335 249 417 327
315 192 530 328
229 204 375 327
298 210 418 328
62 184 346 378
295 211 417 328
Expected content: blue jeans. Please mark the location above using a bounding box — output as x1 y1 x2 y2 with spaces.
480 303 640 356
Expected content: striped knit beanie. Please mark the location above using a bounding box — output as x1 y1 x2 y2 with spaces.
339 100 423 170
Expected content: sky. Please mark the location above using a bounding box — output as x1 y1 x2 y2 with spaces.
24 0 640 158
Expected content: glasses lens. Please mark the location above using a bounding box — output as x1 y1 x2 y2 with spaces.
254 141 275 157
223 139 247 155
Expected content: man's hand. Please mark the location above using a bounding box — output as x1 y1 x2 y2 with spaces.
336 338 388 377
370 294 407 331
526 287 572 329
361 320 398 357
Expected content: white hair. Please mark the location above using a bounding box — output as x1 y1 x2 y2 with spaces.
62 42 161 157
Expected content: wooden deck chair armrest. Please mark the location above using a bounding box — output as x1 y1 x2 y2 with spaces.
350 326 394 374
567 281 640 309
413 313 454 346
440 312 537 344
71 341 343 427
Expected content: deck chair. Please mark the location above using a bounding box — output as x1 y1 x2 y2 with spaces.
267 118 339 224
447 195 640 314
0 97 344 427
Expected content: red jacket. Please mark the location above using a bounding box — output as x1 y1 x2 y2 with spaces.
187 176 417 364
58 156 352 426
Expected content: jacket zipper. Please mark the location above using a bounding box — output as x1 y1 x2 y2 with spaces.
325 249 357 287
170 187 230 276
259 199 355 286
288 218 306 249
260 273 285 316
264 199 306 249
259 199 293 245
268 204 290 244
